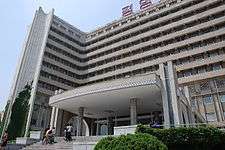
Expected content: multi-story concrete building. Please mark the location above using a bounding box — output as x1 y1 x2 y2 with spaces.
3 0 225 137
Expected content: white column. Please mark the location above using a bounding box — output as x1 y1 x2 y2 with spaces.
54 108 59 128
96 119 100 136
167 61 182 126
24 8 54 137
77 107 84 136
159 63 171 128
213 95 223 122
184 86 195 124
130 98 138 125
212 80 224 122
50 107 56 129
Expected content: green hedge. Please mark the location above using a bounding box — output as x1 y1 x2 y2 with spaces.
94 133 168 150
136 125 225 150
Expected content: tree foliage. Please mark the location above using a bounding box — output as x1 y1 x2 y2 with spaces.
136 124 225 150
7 84 31 140
95 133 168 150
1 97 10 136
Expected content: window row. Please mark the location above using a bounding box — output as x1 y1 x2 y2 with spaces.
44 51 86 70
46 43 86 62
177 61 225 78
191 93 225 105
42 61 84 79
48 5 225 66
49 0 206 52
48 20 225 71
44 34 225 79
40 70 79 87
88 18 225 68
38 81 65 91
86 0 204 45
175 47 225 66
87 1 225 55
188 78 225 96
50 26 85 47
86 65 159 85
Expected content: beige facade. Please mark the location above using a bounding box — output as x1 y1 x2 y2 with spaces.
4 0 225 136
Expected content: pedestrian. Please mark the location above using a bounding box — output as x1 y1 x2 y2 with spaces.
0 131 8 150
66 124 72 141
46 128 54 144
64 126 68 141
42 125 50 145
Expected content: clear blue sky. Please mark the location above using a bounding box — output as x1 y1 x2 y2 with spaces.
0 0 159 111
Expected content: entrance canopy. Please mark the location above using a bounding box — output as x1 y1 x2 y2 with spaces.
49 73 163 118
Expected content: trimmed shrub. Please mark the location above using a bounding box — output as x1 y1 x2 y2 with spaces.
94 133 168 150
136 124 225 150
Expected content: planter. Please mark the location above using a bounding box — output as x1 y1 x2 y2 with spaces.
30 131 42 139
114 125 137 135
16 137 36 145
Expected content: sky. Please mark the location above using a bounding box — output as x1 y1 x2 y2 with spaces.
0 0 159 111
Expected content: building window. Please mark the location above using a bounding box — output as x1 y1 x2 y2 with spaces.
203 95 213 104
200 82 210 91
220 94 225 102
206 113 216 122
212 63 221 71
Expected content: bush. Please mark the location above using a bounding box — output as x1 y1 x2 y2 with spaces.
94 133 168 150
136 124 225 150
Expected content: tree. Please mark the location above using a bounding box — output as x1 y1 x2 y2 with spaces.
1 101 9 136
7 84 31 140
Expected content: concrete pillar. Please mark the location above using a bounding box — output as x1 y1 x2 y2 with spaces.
159 63 171 128
55 109 63 136
211 80 224 122
37 107 43 127
107 117 114 135
213 95 223 122
181 105 190 126
167 61 182 126
50 107 59 130
54 108 59 128
114 115 118 127
96 119 100 135
184 86 195 124
77 107 84 136
130 98 138 125
90 119 94 136
50 107 56 129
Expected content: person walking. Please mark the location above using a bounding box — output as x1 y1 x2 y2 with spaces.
66 124 73 142
0 131 8 150
44 128 54 144
42 125 50 145
64 126 68 141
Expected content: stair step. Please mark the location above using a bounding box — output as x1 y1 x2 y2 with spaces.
21 136 108 150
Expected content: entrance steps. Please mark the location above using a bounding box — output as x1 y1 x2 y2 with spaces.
21 136 107 150
21 140 73 150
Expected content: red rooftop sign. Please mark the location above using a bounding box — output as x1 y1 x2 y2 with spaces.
122 4 133 17
140 0 152 10
122 0 155 17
